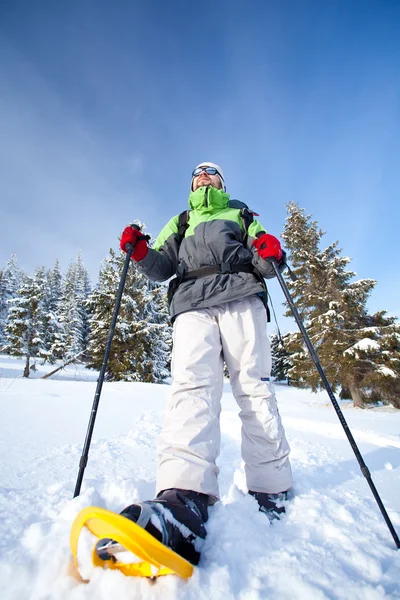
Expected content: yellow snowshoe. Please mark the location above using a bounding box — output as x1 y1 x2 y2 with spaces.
70 506 194 580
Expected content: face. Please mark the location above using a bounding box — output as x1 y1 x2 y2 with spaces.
192 167 222 191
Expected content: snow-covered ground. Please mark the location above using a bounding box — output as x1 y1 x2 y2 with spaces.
0 354 399 599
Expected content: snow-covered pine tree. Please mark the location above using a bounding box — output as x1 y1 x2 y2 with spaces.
47 260 65 358
86 247 171 382
341 311 400 408
39 261 65 362
141 282 172 382
4 268 49 376
0 269 6 349
280 203 331 389
270 332 293 384
58 254 91 360
0 255 24 348
282 202 400 408
74 253 91 359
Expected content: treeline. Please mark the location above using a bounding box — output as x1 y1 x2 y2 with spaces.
270 203 400 409
1 204 399 407
0 248 172 382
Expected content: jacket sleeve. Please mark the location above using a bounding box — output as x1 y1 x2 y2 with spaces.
246 219 286 279
136 215 180 282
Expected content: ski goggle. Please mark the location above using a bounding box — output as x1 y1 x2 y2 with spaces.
192 166 222 178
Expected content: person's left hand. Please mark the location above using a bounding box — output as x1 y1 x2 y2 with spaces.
253 233 283 261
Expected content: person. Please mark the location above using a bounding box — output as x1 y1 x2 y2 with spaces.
118 161 293 565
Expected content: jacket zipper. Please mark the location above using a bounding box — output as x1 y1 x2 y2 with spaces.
204 186 209 207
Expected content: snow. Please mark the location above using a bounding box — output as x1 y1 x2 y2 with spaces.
377 367 397 378
1 355 399 599
344 338 381 356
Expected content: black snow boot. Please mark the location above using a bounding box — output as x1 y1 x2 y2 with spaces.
249 490 288 522
118 488 209 565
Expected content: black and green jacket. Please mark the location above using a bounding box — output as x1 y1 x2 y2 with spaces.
136 186 277 319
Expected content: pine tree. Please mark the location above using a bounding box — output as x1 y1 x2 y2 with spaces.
58 254 91 360
0 269 6 349
47 260 64 359
282 202 400 408
4 269 49 376
39 262 65 362
270 332 293 384
86 248 171 382
75 253 91 351
0 255 24 348
341 311 400 408
144 282 172 381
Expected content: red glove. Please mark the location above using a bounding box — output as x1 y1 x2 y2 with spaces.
253 233 283 262
120 226 149 262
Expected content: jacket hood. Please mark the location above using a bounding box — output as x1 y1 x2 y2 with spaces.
188 186 230 212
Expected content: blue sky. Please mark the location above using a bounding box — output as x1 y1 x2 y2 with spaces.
1 0 399 328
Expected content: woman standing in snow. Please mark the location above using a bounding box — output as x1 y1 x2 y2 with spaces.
119 162 293 564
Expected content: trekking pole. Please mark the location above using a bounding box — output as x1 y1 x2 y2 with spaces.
73 239 135 498
271 259 400 550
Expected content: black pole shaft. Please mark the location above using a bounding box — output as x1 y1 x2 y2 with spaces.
73 244 134 498
271 260 400 549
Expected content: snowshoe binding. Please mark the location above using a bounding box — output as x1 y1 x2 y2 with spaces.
249 490 288 522
98 489 208 566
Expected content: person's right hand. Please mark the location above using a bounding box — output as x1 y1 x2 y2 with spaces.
120 225 149 262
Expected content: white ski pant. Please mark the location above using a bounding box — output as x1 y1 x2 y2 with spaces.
156 295 293 501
